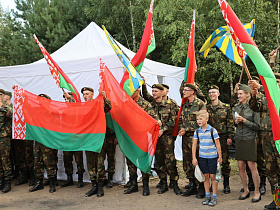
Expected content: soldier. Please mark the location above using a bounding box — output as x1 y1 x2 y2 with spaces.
207 85 234 194
81 87 112 197
29 94 58 193
124 88 159 196
0 88 13 193
178 83 206 198
141 83 181 195
61 92 85 188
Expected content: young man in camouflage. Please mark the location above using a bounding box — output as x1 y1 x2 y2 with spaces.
178 83 206 198
207 85 234 194
141 83 181 195
61 92 85 188
0 89 13 193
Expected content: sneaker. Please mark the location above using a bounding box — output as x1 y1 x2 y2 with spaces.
209 198 217 206
202 197 211 205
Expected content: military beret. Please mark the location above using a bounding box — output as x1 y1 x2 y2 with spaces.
152 84 164 90
207 85 219 92
63 92 73 98
81 87 94 93
0 89 5 95
161 84 169 89
38 94 51 100
251 76 260 82
5 91 12 98
183 83 198 91
275 72 280 79
238 84 251 93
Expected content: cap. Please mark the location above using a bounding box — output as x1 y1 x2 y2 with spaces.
238 84 251 93
275 72 280 79
0 89 5 95
251 76 260 82
38 94 51 100
161 84 169 89
81 87 94 93
152 84 164 90
184 83 198 91
207 85 219 92
5 91 12 98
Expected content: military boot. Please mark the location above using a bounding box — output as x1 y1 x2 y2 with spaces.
29 171 36 186
107 173 114 188
0 178 5 190
142 178 150 196
49 177 56 193
97 181 104 197
15 170 28 186
29 178 44 192
124 174 138 194
157 178 168 194
259 176 266 195
169 178 174 189
43 179 50 186
61 174 73 187
181 179 197 197
184 178 195 189
2 180 11 193
77 173 84 188
223 176 231 194
173 180 182 195
85 180 98 197
264 200 279 210
124 177 132 188
156 179 163 188
196 183 205 199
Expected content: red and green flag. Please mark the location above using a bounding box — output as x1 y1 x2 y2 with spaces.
12 85 106 152
33 34 81 102
99 59 159 173
217 0 280 153
120 0 156 96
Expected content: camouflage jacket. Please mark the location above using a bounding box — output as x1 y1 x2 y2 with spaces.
150 99 176 134
0 102 13 139
179 97 206 134
207 100 235 139
135 97 158 120
249 93 272 131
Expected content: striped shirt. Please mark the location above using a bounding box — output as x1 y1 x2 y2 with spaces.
193 125 219 158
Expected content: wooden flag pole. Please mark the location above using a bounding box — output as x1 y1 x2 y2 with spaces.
241 57 252 80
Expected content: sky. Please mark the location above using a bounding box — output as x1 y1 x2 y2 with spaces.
1 0 16 11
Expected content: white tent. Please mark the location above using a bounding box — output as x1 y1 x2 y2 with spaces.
0 22 185 183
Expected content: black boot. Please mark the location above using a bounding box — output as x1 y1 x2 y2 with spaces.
182 179 197 197
196 183 205 199
49 177 56 193
29 179 44 192
61 174 73 187
124 177 132 188
142 178 150 196
169 178 174 189
15 170 28 186
223 176 231 194
124 174 138 194
259 176 266 195
2 180 11 193
0 178 5 190
156 179 163 188
85 180 98 197
97 181 104 197
157 178 168 194
77 173 84 188
173 180 182 195
43 179 50 186
12 167 20 179
29 171 36 186
264 200 279 209
107 173 113 188
184 178 195 189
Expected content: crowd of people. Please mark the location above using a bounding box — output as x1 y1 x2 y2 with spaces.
0 51 280 209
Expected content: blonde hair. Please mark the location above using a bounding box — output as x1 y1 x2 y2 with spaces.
196 110 209 118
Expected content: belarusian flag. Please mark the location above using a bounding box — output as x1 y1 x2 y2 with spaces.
34 34 81 102
217 0 280 152
99 59 159 173
12 85 106 152
120 0 156 96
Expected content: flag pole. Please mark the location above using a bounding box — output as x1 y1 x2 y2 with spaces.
241 57 252 80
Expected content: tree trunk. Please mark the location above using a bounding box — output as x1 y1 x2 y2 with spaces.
129 0 136 52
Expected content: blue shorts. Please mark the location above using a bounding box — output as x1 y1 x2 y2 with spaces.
199 157 218 175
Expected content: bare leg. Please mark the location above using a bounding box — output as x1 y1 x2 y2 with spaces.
210 174 218 195
203 174 210 194
247 161 260 199
238 160 249 196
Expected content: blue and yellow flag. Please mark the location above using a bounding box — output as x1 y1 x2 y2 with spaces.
199 19 255 65
102 25 144 94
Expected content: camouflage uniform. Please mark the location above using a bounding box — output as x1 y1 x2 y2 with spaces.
207 100 234 177
179 97 206 179
0 103 13 181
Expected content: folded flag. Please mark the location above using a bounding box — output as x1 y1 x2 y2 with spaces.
12 85 106 152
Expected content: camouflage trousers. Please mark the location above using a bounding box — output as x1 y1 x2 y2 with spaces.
261 131 280 190
256 131 266 177
182 134 196 179
34 142 57 179
86 151 97 181
155 134 178 181
219 136 231 177
0 138 12 180
13 140 34 172
126 157 149 180
63 151 85 175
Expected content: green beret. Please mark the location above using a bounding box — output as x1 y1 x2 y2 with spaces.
238 84 251 93
81 87 94 93
161 84 169 89
275 73 280 80
38 94 51 100
251 76 260 82
184 83 198 91
5 91 12 98
0 89 5 95
152 84 164 90
207 85 219 92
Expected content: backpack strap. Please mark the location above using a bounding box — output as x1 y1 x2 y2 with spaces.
196 129 199 145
